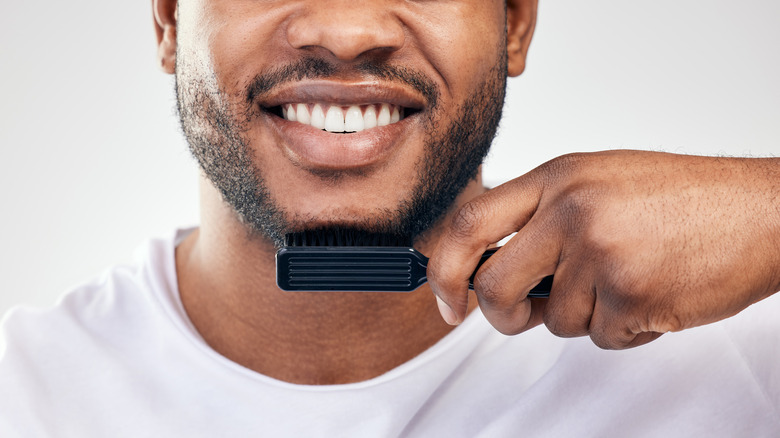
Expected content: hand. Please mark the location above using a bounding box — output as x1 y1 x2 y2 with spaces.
427 150 780 349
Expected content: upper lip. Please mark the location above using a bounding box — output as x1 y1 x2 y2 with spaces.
257 80 427 111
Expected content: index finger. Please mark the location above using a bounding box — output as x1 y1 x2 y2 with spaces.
427 174 546 324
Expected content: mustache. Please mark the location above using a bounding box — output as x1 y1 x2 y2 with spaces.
245 57 440 109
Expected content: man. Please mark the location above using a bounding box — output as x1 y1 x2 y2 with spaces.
1 0 778 436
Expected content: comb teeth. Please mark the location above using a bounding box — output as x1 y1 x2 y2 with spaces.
284 228 413 247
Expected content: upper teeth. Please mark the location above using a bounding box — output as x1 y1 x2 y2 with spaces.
282 103 403 133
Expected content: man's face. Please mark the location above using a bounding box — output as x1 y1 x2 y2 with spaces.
173 0 515 245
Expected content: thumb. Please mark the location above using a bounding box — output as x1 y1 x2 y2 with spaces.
428 174 546 324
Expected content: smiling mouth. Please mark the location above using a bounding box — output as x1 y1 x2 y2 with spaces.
270 103 418 134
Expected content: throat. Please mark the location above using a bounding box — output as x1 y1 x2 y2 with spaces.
175 229 460 385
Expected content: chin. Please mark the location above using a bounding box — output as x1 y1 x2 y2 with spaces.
282 205 404 232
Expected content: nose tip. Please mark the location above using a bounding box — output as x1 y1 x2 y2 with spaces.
286 6 405 61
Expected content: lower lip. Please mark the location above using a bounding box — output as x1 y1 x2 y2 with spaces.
266 112 416 170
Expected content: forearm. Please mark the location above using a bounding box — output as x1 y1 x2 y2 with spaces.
748 157 780 294
673 154 780 303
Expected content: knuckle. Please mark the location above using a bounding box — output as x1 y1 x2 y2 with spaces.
648 308 685 334
557 184 601 223
600 274 657 321
586 313 617 350
449 201 487 240
426 258 442 284
542 184 605 244
589 331 619 350
481 301 532 336
473 266 506 308
426 263 454 296
541 280 592 338
598 281 632 315
537 152 587 183
542 306 589 338
663 313 684 333
493 321 525 336
543 311 572 338
589 323 636 350
475 267 534 336
539 153 577 175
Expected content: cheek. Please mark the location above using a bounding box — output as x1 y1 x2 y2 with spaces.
402 2 505 103
185 2 296 97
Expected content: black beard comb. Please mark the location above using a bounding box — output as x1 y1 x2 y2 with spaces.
276 228 552 296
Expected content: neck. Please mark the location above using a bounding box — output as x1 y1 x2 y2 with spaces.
176 176 486 385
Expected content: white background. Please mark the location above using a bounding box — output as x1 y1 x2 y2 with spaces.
1 1 778 316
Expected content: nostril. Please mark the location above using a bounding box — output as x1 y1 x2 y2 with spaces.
286 10 405 62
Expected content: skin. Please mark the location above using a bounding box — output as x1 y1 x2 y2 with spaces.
154 0 780 384
428 152 780 349
155 0 536 384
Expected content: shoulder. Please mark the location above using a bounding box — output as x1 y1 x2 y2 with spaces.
0 232 184 429
0 231 180 351
0 259 154 356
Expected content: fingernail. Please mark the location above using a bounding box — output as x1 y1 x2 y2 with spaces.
436 296 459 325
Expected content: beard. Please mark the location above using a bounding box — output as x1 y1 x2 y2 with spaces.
175 52 507 247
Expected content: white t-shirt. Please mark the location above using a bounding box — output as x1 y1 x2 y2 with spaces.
1 229 778 437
